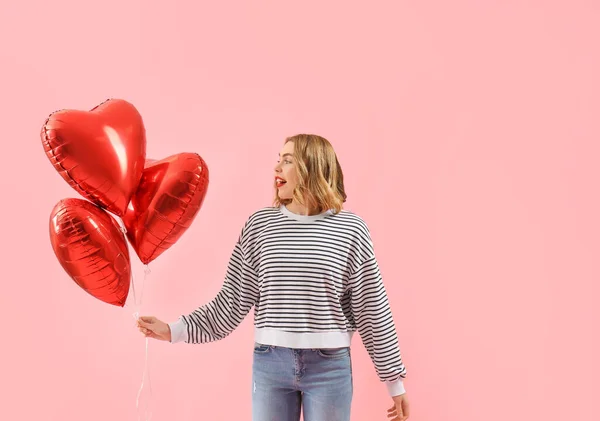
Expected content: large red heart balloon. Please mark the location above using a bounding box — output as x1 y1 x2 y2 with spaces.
123 153 209 264
41 99 146 216
49 198 131 307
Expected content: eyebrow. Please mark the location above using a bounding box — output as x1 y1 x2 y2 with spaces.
279 153 294 158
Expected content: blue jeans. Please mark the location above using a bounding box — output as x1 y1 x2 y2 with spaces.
251 343 353 421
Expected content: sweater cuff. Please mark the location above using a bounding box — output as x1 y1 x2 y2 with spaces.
386 378 406 397
168 318 188 344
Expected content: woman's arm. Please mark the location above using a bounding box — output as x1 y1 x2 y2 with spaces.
169 227 259 344
348 233 407 397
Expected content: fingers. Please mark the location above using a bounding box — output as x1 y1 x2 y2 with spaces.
387 404 408 420
137 324 151 335
136 316 167 341
138 326 158 339
138 316 156 325
137 321 155 335
137 316 158 330
388 395 410 420
401 400 410 420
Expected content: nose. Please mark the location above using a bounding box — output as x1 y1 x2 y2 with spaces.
274 162 282 172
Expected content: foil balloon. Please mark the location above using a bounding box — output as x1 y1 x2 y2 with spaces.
49 198 131 307
123 153 209 264
41 99 146 217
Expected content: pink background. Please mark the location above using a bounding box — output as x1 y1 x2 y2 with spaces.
1 1 599 420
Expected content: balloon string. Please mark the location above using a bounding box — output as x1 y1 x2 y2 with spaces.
136 338 152 421
118 218 153 421
131 265 153 421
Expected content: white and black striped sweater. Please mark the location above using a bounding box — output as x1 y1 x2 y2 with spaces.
169 205 407 396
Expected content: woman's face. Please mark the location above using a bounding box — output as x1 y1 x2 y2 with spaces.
274 141 298 200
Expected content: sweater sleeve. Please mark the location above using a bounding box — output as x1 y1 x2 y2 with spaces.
169 223 259 344
348 237 407 397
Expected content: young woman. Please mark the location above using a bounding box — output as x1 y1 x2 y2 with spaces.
137 134 410 421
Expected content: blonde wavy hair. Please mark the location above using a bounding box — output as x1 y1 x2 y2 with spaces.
273 134 347 214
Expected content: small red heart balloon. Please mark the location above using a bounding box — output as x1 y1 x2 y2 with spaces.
41 99 146 216
123 153 209 264
49 198 131 307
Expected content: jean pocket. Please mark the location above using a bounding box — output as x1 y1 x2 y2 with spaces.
253 343 272 354
316 347 350 359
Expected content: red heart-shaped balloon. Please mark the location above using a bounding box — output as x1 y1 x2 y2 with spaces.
123 153 209 264
49 198 131 307
41 99 146 216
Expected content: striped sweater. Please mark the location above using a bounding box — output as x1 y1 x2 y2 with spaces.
169 204 407 396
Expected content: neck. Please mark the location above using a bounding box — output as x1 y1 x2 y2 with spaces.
285 200 320 216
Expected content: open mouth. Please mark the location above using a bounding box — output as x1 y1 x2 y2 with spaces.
275 177 287 188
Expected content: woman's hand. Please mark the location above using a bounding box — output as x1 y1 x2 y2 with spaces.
136 316 172 342
387 393 410 420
